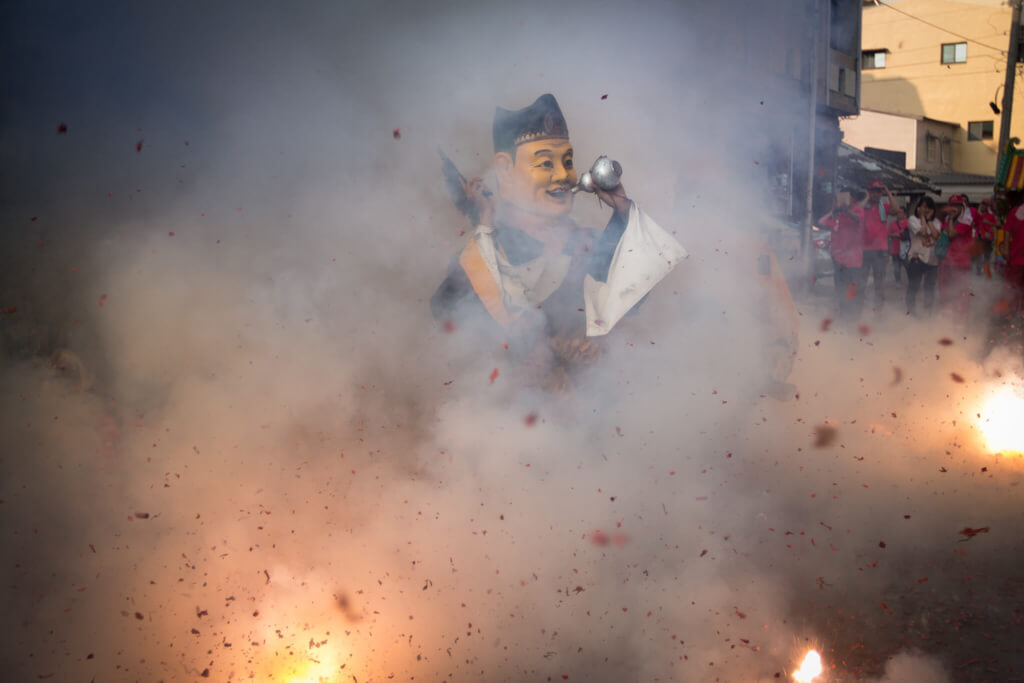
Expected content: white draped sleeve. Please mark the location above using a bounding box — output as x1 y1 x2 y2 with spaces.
582 203 687 337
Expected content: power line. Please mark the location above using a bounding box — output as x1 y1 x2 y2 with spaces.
873 0 1008 55
866 56 1001 69
865 69 1005 82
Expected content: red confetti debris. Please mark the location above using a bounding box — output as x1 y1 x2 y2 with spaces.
917 577 929 583
184 140 190 146
858 324 871 336
904 515 911 519
524 412 538 427
939 467 948 472
813 425 837 447
442 319 455 333
950 372 965 383
820 318 832 331
135 139 144 152
753 160 759 165
699 549 708 557
97 294 108 308
938 338 953 345
600 94 608 100
1 306 16 314
891 367 902 385
30 216 38 222
489 368 500 384
878 541 886 548
845 282 857 299
591 530 609 547
57 122 68 134
393 127 401 139
959 526 990 539
735 610 747 619
168 231 175 237
134 512 150 519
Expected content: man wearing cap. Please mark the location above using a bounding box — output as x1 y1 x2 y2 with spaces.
861 180 899 310
818 188 867 321
430 94 687 391
938 194 975 326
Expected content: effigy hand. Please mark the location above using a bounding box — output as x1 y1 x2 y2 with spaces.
461 177 495 227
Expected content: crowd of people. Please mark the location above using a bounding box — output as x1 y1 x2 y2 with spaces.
817 182 1024 346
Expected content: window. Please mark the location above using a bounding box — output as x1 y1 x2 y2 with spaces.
968 120 994 141
927 136 938 162
863 50 887 69
941 42 967 64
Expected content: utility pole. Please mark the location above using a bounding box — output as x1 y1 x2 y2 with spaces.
996 0 1022 177
801 0 820 285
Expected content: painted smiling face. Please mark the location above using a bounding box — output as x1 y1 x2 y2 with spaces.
495 139 577 219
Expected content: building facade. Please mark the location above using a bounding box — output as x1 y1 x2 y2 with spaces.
844 0 1022 190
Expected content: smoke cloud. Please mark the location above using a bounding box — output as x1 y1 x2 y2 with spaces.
3 1 1023 682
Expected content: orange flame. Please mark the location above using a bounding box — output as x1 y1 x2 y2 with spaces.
793 649 822 682
977 385 1024 455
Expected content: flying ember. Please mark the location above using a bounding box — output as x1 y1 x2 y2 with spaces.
976 382 1024 455
793 649 823 682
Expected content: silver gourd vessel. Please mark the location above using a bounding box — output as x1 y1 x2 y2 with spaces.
574 156 622 193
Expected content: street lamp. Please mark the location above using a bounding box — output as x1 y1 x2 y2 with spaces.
991 84 1003 115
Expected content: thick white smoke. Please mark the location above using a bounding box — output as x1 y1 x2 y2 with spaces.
2 1 1023 682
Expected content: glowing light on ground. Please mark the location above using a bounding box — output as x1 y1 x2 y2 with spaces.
276 656 336 683
793 649 822 682
257 639 347 682
977 384 1024 455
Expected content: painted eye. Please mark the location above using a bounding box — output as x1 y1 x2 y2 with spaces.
564 159 574 169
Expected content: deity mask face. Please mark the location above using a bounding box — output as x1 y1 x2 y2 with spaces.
494 139 577 220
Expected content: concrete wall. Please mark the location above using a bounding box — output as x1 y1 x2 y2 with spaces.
860 0 1018 176
840 109 919 167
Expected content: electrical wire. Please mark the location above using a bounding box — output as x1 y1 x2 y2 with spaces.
865 69 1005 81
873 0 1010 55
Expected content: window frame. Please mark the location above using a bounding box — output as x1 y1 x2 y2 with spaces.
967 120 994 141
940 42 967 64
862 49 887 70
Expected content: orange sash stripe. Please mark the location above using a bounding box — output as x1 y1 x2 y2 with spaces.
459 239 514 327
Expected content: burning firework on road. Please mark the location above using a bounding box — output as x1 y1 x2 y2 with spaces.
793 648 823 682
975 380 1024 455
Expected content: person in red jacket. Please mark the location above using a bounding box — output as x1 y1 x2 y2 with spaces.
975 198 998 276
888 202 906 284
818 188 866 321
983 192 1024 357
861 179 899 310
938 194 975 327
1001 194 1024 319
